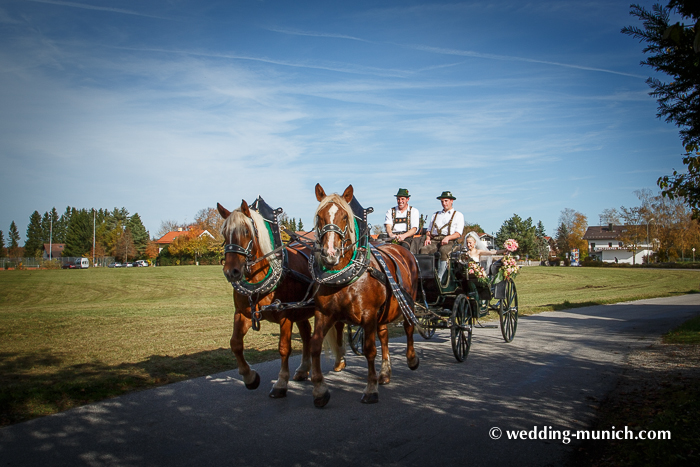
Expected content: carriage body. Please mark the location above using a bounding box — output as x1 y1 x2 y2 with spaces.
412 246 519 362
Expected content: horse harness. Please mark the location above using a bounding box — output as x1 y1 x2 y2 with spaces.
225 198 313 331
310 200 419 327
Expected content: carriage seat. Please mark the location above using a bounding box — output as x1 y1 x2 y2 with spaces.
414 254 435 279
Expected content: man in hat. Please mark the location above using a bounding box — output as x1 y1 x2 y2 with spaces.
384 188 420 250
420 191 465 280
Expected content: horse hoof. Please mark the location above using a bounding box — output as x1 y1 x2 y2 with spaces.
409 357 420 371
314 391 331 408
269 387 287 398
333 358 346 372
292 372 309 382
245 372 261 390
378 375 391 385
360 392 379 404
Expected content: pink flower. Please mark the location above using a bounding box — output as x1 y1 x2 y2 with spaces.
504 239 519 252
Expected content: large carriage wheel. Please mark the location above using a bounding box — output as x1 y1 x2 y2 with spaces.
498 279 518 342
348 325 364 355
450 294 472 362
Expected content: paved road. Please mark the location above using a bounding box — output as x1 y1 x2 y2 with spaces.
1 294 699 466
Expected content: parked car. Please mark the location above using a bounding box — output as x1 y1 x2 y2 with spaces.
124 262 133 267
63 258 89 269
133 260 148 267
108 262 122 268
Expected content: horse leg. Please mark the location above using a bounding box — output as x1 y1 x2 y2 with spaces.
310 311 333 408
377 323 392 385
332 321 346 372
360 320 380 404
231 311 260 390
292 319 311 381
270 317 293 398
404 320 419 370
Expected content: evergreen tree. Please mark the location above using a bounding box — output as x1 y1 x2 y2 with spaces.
63 209 92 257
623 1 700 214
127 213 149 257
52 206 72 244
0 230 5 256
556 223 570 258
24 211 44 257
41 207 60 243
8 221 21 256
536 220 547 238
298 218 304 231
495 214 537 257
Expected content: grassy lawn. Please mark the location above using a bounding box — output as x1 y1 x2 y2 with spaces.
1 265 699 426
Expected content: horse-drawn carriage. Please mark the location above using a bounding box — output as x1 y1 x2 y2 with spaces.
218 184 519 407
412 248 519 362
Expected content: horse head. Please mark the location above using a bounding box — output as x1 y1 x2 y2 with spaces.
218 199 259 283
314 183 355 268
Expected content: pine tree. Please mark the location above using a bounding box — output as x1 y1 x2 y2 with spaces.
298 218 304 231
25 211 44 257
63 209 92 257
41 208 60 244
8 221 21 256
127 213 149 257
0 230 6 256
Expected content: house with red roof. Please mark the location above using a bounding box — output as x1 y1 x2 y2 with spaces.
155 227 215 253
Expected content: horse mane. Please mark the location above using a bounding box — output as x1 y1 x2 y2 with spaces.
221 208 277 264
315 193 357 245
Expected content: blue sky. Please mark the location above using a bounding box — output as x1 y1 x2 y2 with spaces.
0 0 686 243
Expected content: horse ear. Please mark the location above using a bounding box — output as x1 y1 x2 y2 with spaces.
216 203 231 220
241 199 252 218
315 183 326 202
342 185 354 204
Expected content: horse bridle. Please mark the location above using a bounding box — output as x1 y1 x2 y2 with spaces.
224 216 262 270
315 212 352 258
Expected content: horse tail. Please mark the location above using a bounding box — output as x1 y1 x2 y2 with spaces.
322 321 346 362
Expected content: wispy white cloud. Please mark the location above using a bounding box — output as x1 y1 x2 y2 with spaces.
404 44 647 79
24 0 171 20
264 26 373 43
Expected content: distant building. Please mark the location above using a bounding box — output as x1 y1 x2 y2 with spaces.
155 227 215 253
42 243 65 260
583 224 654 264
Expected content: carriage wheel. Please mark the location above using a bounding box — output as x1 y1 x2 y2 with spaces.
450 294 472 362
498 279 519 342
348 325 364 355
419 314 436 340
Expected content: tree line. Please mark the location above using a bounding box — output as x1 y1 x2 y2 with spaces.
0 207 150 263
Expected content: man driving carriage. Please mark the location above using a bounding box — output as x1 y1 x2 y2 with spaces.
384 188 420 251
419 190 465 280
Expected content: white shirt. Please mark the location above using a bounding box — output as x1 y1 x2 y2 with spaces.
384 206 420 233
427 209 465 237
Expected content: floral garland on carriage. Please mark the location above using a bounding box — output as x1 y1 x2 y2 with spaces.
496 239 520 282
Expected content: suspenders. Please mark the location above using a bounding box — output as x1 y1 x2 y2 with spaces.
430 210 457 236
391 206 412 233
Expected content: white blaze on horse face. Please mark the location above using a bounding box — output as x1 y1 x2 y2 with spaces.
324 204 339 257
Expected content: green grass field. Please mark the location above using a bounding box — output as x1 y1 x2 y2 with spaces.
1 265 699 426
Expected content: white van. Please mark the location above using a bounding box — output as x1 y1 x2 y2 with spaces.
75 258 89 269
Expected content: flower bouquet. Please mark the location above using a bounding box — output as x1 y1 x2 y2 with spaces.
467 261 489 286
497 239 520 282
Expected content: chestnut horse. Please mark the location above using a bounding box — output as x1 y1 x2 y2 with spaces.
309 184 420 407
217 199 345 398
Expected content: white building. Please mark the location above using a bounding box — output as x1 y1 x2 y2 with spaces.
583 224 654 264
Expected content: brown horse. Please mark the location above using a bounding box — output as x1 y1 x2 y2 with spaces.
217 200 345 398
309 184 420 407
